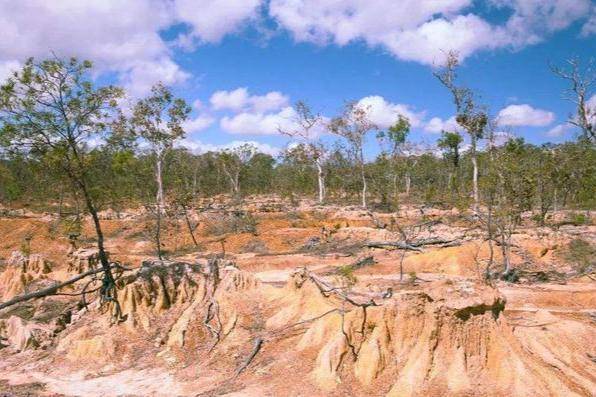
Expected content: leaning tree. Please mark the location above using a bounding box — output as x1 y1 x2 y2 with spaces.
0 57 124 308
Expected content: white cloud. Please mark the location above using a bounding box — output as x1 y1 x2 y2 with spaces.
497 104 555 127
177 138 281 156
182 115 215 134
0 1 266 96
173 0 262 44
496 0 592 44
546 123 571 137
356 96 425 129
270 0 592 65
0 60 20 83
0 0 184 96
210 88 289 113
220 106 297 135
423 116 461 134
119 58 190 98
581 8 596 36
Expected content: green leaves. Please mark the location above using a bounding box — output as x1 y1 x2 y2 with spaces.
128 83 190 152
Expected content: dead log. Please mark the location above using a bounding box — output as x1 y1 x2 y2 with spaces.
234 337 263 376
365 237 462 251
0 264 125 311
365 241 423 252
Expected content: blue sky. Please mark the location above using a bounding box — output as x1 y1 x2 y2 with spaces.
0 0 594 156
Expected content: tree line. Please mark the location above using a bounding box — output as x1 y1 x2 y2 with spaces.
0 55 594 281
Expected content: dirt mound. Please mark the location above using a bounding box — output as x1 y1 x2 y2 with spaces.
266 269 594 396
67 248 102 274
0 315 53 351
1 258 594 396
0 251 52 301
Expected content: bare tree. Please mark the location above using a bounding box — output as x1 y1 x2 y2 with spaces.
218 143 256 198
377 115 410 202
279 101 328 203
551 57 595 143
434 52 487 215
329 102 378 208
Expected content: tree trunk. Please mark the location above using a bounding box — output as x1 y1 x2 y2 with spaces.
78 179 115 286
315 159 325 204
182 204 199 247
155 152 165 260
501 233 511 276
360 149 367 208
405 172 411 197
471 137 479 215
155 153 166 212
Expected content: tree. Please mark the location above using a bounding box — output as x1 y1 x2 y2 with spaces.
434 52 487 215
218 143 257 198
551 57 595 143
437 131 463 198
0 57 123 308
485 138 535 277
279 101 328 203
377 115 410 202
329 102 378 208
129 83 191 259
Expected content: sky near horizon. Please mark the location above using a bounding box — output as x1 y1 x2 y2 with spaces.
0 0 594 157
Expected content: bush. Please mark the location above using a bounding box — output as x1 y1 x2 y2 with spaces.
204 211 258 236
559 238 595 274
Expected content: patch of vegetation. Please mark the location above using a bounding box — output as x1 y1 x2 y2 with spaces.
204 212 258 236
559 238 595 274
241 238 268 254
336 265 357 287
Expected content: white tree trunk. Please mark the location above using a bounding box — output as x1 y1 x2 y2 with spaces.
359 148 367 208
315 159 325 203
405 172 411 197
471 138 479 215
155 151 165 214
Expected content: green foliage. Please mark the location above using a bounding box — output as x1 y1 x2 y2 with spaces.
336 264 357 287
559 239 595 274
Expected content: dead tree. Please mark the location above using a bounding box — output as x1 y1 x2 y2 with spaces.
279 101 328 204
551 57 595 143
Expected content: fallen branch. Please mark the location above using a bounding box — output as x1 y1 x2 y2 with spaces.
365 241 423 252
234 337 263 377
365 237 462 251
0 263 127 311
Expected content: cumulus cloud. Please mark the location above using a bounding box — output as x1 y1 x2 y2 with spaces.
0 60 21 83
546 123 571 137
0 1 265 96
356 96 425 129
173 0 262 44
423 116 461 134
220 106 297 135
497 104 555 127
182 115 216 134
269 0 592 65
210 88 289 113
177 138 281 156
581 10 596 36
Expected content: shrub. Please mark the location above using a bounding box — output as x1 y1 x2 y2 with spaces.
559 238 595 274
